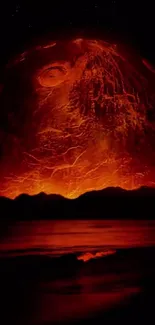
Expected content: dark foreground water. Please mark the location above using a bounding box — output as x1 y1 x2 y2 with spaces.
0 220 155 324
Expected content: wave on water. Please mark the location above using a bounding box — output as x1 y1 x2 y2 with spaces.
77 249 116 262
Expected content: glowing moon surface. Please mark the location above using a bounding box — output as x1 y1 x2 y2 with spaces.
0 38 155 198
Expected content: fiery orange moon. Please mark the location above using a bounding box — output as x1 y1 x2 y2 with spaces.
0 38 155 198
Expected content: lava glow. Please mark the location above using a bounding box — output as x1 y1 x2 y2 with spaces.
0 38 155 198
77 250 116 262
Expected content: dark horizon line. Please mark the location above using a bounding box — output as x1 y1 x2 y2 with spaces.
1 185 155 201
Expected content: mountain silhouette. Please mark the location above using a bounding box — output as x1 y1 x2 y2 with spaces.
0 186 155 220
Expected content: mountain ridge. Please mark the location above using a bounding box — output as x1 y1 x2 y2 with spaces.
1 186 155 220
2 185 155 201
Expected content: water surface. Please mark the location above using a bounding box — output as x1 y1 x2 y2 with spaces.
1 220 155 324
1 220 155 256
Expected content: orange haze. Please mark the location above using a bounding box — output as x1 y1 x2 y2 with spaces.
0 38 155 198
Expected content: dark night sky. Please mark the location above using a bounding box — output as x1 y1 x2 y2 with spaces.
0 1 154 64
